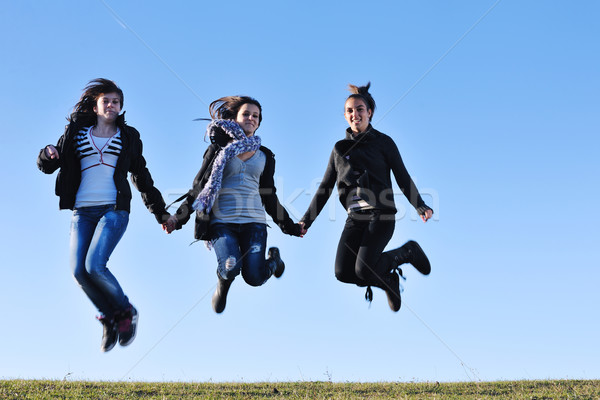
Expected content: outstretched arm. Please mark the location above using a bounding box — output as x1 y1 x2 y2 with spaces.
299 150 337 232
127 128 170 224
387 138 433 221
168 144 220 231
259 150 304 237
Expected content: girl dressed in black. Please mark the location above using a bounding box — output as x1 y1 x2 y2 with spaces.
300 82 433 311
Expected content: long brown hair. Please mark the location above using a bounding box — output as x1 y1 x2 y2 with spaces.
209 96 263 126
73 78 124 115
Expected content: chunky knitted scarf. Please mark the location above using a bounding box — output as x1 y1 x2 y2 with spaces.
192 119 261 213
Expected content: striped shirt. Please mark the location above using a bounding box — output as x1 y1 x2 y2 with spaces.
74 126 123 208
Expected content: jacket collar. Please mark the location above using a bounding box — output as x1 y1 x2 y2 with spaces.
69 111 127 129
345 124 377 142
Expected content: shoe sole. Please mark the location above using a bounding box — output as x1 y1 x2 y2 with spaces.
102 345 116 352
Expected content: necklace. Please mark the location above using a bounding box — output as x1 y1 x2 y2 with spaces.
90 126 118 164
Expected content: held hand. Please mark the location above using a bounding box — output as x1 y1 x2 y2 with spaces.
162 215 178 234
421 209 433 223
298 222 308 237
45 145 59 160
161 222 174 234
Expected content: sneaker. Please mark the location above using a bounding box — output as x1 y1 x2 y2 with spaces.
117 305 138 346
97 315 118 352
212 277 232 314
267 247 285 278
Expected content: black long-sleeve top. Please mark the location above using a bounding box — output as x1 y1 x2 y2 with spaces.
301 126 432 229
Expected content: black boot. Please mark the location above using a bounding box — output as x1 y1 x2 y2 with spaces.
267 247 285 278
385 240 431 275
212 276 233 314
370 269 402 312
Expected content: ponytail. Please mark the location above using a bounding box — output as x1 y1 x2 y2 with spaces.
347 82 376 121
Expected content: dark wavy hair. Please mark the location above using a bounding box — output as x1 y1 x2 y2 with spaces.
72 78 124 116
209 96 263 126
346 82 376 121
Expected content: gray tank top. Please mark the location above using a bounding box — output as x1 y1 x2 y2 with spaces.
210 150 267 225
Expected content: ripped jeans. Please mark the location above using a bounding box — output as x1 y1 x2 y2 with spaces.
209 222 273 286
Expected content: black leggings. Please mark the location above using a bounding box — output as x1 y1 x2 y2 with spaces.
335 211 395 286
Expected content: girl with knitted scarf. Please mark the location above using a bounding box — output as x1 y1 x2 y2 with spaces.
164 96 304 313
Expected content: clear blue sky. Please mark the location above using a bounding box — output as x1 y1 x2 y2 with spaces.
1 0 599 383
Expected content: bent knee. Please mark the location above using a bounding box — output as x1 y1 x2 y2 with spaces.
242 265 269 286
335 269 356 284
72 268 88 284
243 273 267 287
87 266 109 283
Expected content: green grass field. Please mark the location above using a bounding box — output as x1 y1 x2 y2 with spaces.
1 379 599 399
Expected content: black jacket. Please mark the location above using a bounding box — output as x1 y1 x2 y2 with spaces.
301 126 432 229
37 112 169 223
173 143 301 237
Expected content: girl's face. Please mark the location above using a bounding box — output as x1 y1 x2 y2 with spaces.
93 92 122 123
344 97 372 134
236 103 261 136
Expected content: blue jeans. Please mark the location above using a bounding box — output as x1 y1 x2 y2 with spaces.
70 205 130 319
209 222 274 286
